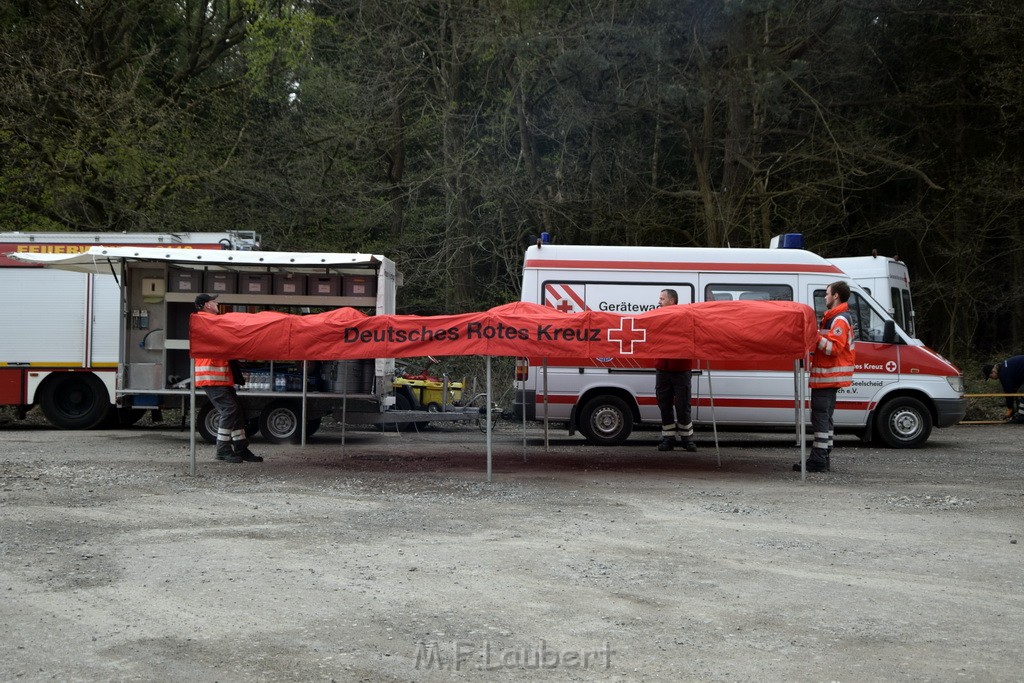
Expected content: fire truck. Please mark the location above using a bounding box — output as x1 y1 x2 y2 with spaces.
9 244 485 444
0 231 260 428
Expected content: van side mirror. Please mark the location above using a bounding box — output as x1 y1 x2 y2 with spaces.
882 319 897 344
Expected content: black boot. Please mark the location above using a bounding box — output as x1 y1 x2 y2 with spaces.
657 437 674 451
237 448 263 463
792 458 829 472
216 449 242 463
682 439 697 452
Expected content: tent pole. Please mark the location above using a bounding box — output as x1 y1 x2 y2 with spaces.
486 356 493 482
706 361 720 468
301 360 308 447
793 364 802 446
520 366 528 462
542 358 549 452
340 363 348 457
189 358 196 476
520 372 527 462
794 358 802 481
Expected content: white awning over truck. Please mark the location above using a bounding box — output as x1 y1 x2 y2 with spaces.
8 246 387 275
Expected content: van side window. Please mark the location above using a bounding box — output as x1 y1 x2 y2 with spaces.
891 287 905 329
813 290 888 343
900 289 915 337
540 282 694 313
704 284 793 303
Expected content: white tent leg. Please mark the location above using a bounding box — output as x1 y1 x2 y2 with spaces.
793 366 802 446
189 358 197 476
301 360 308 446
520 373 528 462
706 361 720 468
340 364 348 457
486 356 493 482
797 358 807 481
542 358 549 451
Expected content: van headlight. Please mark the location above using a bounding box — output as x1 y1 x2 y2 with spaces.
946 375 964 393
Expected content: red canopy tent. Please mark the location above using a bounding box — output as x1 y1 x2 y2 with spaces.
190 300 817 362
189 300 819 479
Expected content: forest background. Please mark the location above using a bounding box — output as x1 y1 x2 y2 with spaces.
2 0 1022 386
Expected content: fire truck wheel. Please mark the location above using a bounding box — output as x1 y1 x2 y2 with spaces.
876 396 932 448
260 399 319 444
392 390 427 432
196 402 220 445
40 373 111 430
196 403 260 444
578 395 633 446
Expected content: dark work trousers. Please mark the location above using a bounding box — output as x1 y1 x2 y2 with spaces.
655 369 694 440
810 387 838 462
203 385 249 455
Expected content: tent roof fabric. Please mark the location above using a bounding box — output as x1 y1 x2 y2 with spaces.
190 300 818 362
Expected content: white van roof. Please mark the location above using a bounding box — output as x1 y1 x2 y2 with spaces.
830 255 910 283
524 244 844 275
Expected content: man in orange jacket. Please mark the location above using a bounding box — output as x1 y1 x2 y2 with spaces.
795 280 855 472
194 294 262 463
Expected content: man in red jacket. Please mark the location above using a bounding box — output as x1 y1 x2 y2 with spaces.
655 289 697 452
193 294 262 463
795 281 855 472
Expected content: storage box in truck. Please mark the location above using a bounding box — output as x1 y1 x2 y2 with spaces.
0 231 259 428
513 242 966 448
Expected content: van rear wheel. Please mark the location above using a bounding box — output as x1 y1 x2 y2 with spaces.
876 397 932 448
578 395 633 446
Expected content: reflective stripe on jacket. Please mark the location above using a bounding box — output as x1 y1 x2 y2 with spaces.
195 358 233 387
809 302 855 389
193 310 234 387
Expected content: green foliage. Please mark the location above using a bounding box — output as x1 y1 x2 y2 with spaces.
2 0 1023 361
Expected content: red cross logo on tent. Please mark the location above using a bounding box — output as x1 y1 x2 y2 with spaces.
607 318 647 354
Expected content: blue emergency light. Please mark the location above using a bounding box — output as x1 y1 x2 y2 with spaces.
770 233 804 249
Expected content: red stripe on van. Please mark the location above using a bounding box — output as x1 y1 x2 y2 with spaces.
538 394 872 412
524 259 844 274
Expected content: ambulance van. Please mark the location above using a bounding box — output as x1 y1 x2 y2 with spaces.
514 242 965 448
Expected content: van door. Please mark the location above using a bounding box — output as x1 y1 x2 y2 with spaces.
808 285 901 432
695 275 799 426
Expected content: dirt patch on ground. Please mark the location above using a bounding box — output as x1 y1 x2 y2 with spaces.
1 418 1022 681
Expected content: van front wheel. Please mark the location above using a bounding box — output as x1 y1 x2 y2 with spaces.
876 397 932 448
578 396 633 446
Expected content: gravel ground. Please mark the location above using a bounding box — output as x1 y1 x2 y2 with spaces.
1 415 1022 682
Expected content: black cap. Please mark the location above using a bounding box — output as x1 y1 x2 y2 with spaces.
982 364 994 380
195 293 219 309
